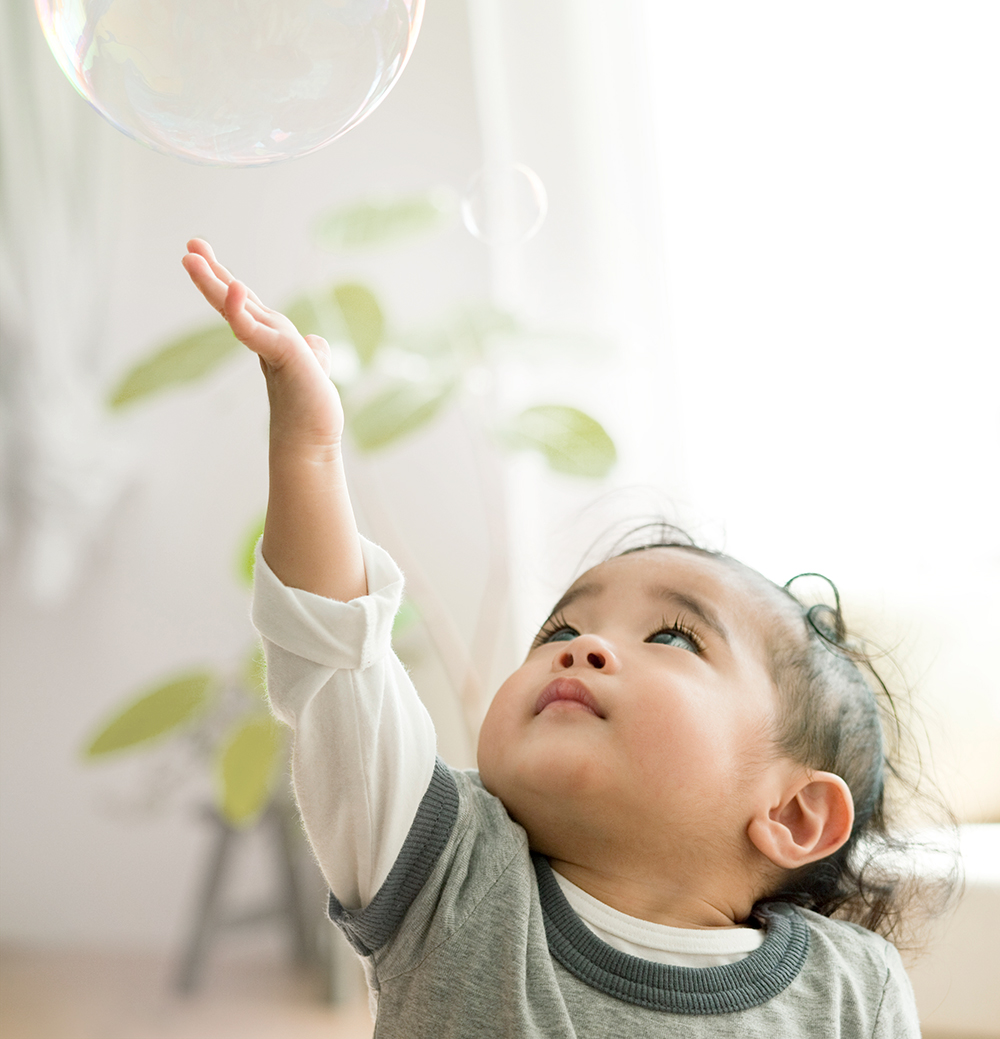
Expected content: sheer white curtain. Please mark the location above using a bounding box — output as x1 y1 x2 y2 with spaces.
638 1 1000 818
640 1 1000 587
0 1 133 601
469 0 999 818
464 0 685 642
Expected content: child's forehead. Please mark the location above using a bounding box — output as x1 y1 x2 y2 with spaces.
557 547 788 631
570 546 744 596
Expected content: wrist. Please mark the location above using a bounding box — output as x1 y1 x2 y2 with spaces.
268 427 345 464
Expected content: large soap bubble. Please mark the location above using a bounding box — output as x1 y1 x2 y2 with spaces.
34 0 425 167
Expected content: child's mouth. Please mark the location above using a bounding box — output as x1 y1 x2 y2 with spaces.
534 678 605 718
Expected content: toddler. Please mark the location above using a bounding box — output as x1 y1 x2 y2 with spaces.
184 239 928 1037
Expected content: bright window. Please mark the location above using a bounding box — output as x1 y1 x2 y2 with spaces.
640 2 1000 819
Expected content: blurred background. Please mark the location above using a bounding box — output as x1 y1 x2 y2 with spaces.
1 1 997 1037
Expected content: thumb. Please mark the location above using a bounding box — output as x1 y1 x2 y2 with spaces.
304 334 332 377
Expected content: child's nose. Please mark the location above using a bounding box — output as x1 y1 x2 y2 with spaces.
555 635 619 673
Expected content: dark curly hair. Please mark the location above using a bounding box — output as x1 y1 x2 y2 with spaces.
601 520 960 949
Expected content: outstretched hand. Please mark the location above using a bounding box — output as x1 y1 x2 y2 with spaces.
182 239 344 448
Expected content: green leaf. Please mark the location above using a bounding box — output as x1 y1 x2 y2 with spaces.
108 324 240 409
237 514 265 586
243 641 268 701
349 379 454 451
216 714 284 826
85 672 214 757
284 291 347 343
283 296 316 336
503 405 617 478
333 284 384 367
392 598 420 641
284 285 384 368
314 188 457 250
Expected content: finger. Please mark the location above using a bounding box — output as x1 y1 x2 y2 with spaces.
240 294 272 323
186 237 215 260
226 285 277 355
224 281 282 354
223 280 258 340
186 238 223 273
182 251 230 312
185 245 266 314
187 238 237 288
304 334 332 376
187 238 265 307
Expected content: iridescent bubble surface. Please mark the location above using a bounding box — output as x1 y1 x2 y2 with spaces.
461 163 548 245
34 0 424 167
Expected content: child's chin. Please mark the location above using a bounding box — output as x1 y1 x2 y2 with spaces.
481 748 607 816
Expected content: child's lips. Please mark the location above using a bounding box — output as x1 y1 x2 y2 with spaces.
534 678 605 718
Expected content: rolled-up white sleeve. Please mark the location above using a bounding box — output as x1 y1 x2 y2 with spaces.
251 536 437 910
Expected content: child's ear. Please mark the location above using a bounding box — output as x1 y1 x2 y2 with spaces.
747 771 855 870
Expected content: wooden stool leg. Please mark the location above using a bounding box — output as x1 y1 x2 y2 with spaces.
269 801 313 965
174 801 341 998
176 811 236 993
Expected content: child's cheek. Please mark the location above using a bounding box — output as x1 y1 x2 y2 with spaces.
476 690 517 781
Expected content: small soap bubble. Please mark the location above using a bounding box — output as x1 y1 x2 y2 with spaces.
34 0 424 167
461 163 548 246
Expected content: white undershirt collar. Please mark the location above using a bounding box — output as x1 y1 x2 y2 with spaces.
552 871 765 968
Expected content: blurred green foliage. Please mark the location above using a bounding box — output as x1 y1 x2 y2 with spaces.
503 405 617 478
349 378 456 451
216 714 284 826
238 515 265 587
85 672 214 757
333 283 384 366
92 187 617 830
313 189 456 250
109 325 240 410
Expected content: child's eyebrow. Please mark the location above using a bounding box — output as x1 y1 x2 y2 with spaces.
649 588 730 644
546 582 600 620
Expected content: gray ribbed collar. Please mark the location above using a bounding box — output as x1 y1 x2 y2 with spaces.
533 854 809 1014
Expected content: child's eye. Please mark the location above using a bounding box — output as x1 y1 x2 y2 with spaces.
646 620 703 654
543 627 578 643
532 613 579 648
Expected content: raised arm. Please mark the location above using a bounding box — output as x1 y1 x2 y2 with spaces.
182 239 365 601
183 240 438 911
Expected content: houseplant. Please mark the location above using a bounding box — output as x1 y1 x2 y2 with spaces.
84 188 617 829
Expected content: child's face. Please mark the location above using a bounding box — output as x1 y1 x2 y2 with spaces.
477 547 793 864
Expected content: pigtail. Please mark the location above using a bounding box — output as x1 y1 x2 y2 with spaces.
760 574 960 951
785 573 847 644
